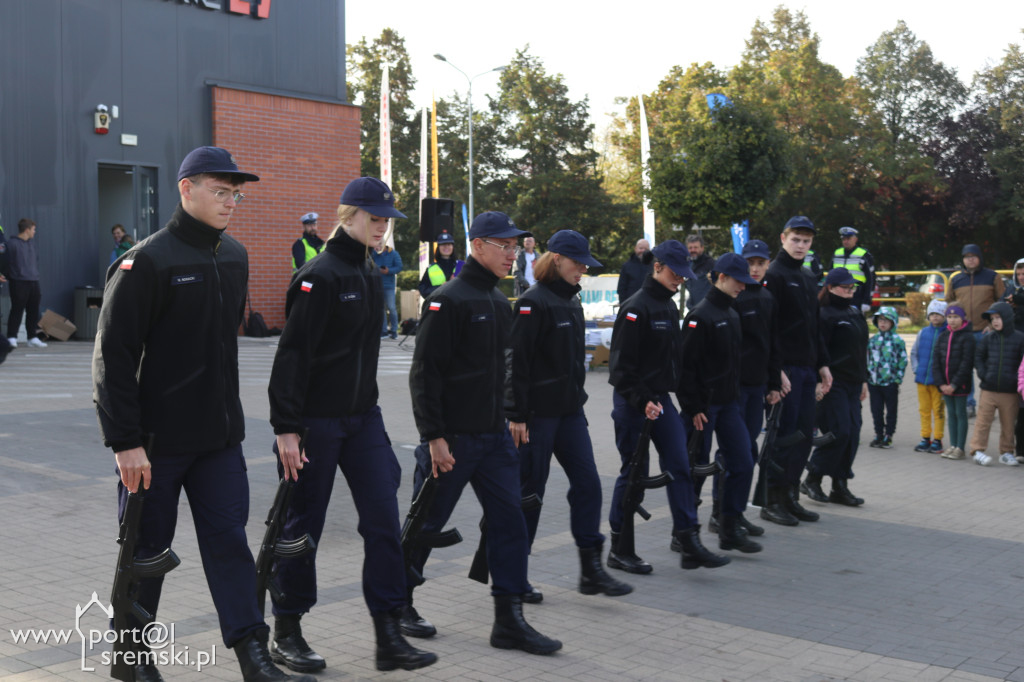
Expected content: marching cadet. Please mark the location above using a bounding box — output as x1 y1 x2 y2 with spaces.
678 252 763 554
507 229 633 600
761 216 832 526
607 239 730 574
268 177 437 673
407 211 562 656
93 147 315 682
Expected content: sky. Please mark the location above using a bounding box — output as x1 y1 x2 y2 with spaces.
345 0 1023 131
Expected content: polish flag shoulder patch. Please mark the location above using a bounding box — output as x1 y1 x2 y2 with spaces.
300 281 314 293
688 320 698 328
519 306 532 315
625 312 638 322
119 259 135 271
428 301 442 312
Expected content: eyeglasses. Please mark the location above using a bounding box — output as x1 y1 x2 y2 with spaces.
482 239 522 257
197 184 245 204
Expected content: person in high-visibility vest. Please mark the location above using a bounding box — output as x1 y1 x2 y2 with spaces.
832 226 875 312
417 230 463 299
292 212 325 271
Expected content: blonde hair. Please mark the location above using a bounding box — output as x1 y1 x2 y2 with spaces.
329 204 360 240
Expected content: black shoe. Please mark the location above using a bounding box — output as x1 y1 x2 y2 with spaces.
521 586 544 604
271 615 326 673
707 513 720 534
373 609 438 671
800 474 829 503
399 603 436 639
607 531 653 574
829 479 864 506
784 486 820 522
490 595 562 655
736 513 765 537
759 487 799 526
674 526 731 569
235 631 317 682
718 516 763 554
132 661 164 682
578 544 633 596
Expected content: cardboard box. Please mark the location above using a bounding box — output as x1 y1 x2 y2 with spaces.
39 309 77 341
400 290 421 320
585 344 610 368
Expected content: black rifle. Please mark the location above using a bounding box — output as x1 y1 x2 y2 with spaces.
613 418 674 561
401 475 463 588
255 433 317 615
688 423 725 479
467 494 542 584
752 402 809 507
110 490 181 681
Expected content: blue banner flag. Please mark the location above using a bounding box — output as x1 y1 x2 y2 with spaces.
462 204 470 256
730 220 749 254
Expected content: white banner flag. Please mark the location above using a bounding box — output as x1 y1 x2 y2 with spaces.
380 64 394 249
638 94 656 247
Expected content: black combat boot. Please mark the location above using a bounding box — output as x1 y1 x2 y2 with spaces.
737 513 765 536
521 586 544 604
607 531 653 574
132 656 164 682
271 613 326 673
673 526 731 569
760 486 799 526
399 589 437 638
372 608 438 671
718 516 763 553
829 479 864 506
578 544 633 596
489 595 562 655
234 630 317 682
784 485 820 522
707 495 722 534
799 472 829 503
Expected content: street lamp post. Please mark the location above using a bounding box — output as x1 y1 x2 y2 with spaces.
433 54 505 222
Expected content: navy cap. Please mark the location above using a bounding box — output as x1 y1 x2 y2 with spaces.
962 243 982 257
177 146 260 183
468 211 531 240
435 230 455 245
839 226 858 237
301 212 319 224
651 240 695 280
784 215 815 233
714 252 757 285
547 230 602 268
340 177 406 219
741 239 771 260
825 267 857 287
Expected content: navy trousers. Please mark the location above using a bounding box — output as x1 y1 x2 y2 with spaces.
609 392 698 532
773 365 818 488
519 408 604 550
738 384 769 507
272 408 405 616
411 431 529 597
807 379 863 480
688 401 754 517
116 444 264 647
868 383 899 438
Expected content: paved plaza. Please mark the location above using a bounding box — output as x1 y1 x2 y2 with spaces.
2 335 1024 682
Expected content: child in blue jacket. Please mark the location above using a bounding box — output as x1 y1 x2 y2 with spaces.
911 299 947 453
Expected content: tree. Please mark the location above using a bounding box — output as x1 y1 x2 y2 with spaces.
856 20 968 152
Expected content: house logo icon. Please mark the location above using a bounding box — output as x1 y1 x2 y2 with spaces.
75 592 113 672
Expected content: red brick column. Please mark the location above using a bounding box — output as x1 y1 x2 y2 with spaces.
211 85 361 330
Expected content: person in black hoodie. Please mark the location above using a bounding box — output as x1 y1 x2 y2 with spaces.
93 147 316 682
507 230 632 599
966 302 1024 466
678 252 763 555
607 239 730 574
933 305 975 459
268 178 436 674
617 238 653 304
407 211 562 656
801 268 869 507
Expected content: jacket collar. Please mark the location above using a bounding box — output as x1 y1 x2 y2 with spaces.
775 249 804 270
544 277 582 299
642 274 677 301
325 229 371 266
705 286 734 310
169 203 225 250
458 256 500 291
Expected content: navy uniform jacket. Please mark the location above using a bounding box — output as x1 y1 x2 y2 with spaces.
410 256 512 440
93 204 248 455
609 276 681 410
734 282 782 391
269 230 384 435
505 278 587 422
678 287 742 415
819 293 869 385
765 249 827 370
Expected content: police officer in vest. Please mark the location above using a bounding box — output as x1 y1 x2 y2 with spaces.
832 227 874 313
417 230 463 298
292 213 324 271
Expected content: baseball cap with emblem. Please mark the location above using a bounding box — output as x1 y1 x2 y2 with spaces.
435 230 455 245
301 212 319 224
468 211 531 240
339 177 407 219
741 239 771 260
651 240 695 280
714 252 757 285
177 146 260 182
547 229 602 268
783 215 815 233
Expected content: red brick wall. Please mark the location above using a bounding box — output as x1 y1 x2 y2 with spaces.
211 85 361 330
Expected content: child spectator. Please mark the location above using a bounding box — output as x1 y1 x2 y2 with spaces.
932 305 975 459
967 302 1024 465
867 306 908 449
911 299 948 453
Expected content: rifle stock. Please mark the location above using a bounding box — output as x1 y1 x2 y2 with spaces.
401 474 462 588
614 419 673 560
467 494 541 585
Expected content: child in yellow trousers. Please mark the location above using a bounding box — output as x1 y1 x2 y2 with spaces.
911 299 947 453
